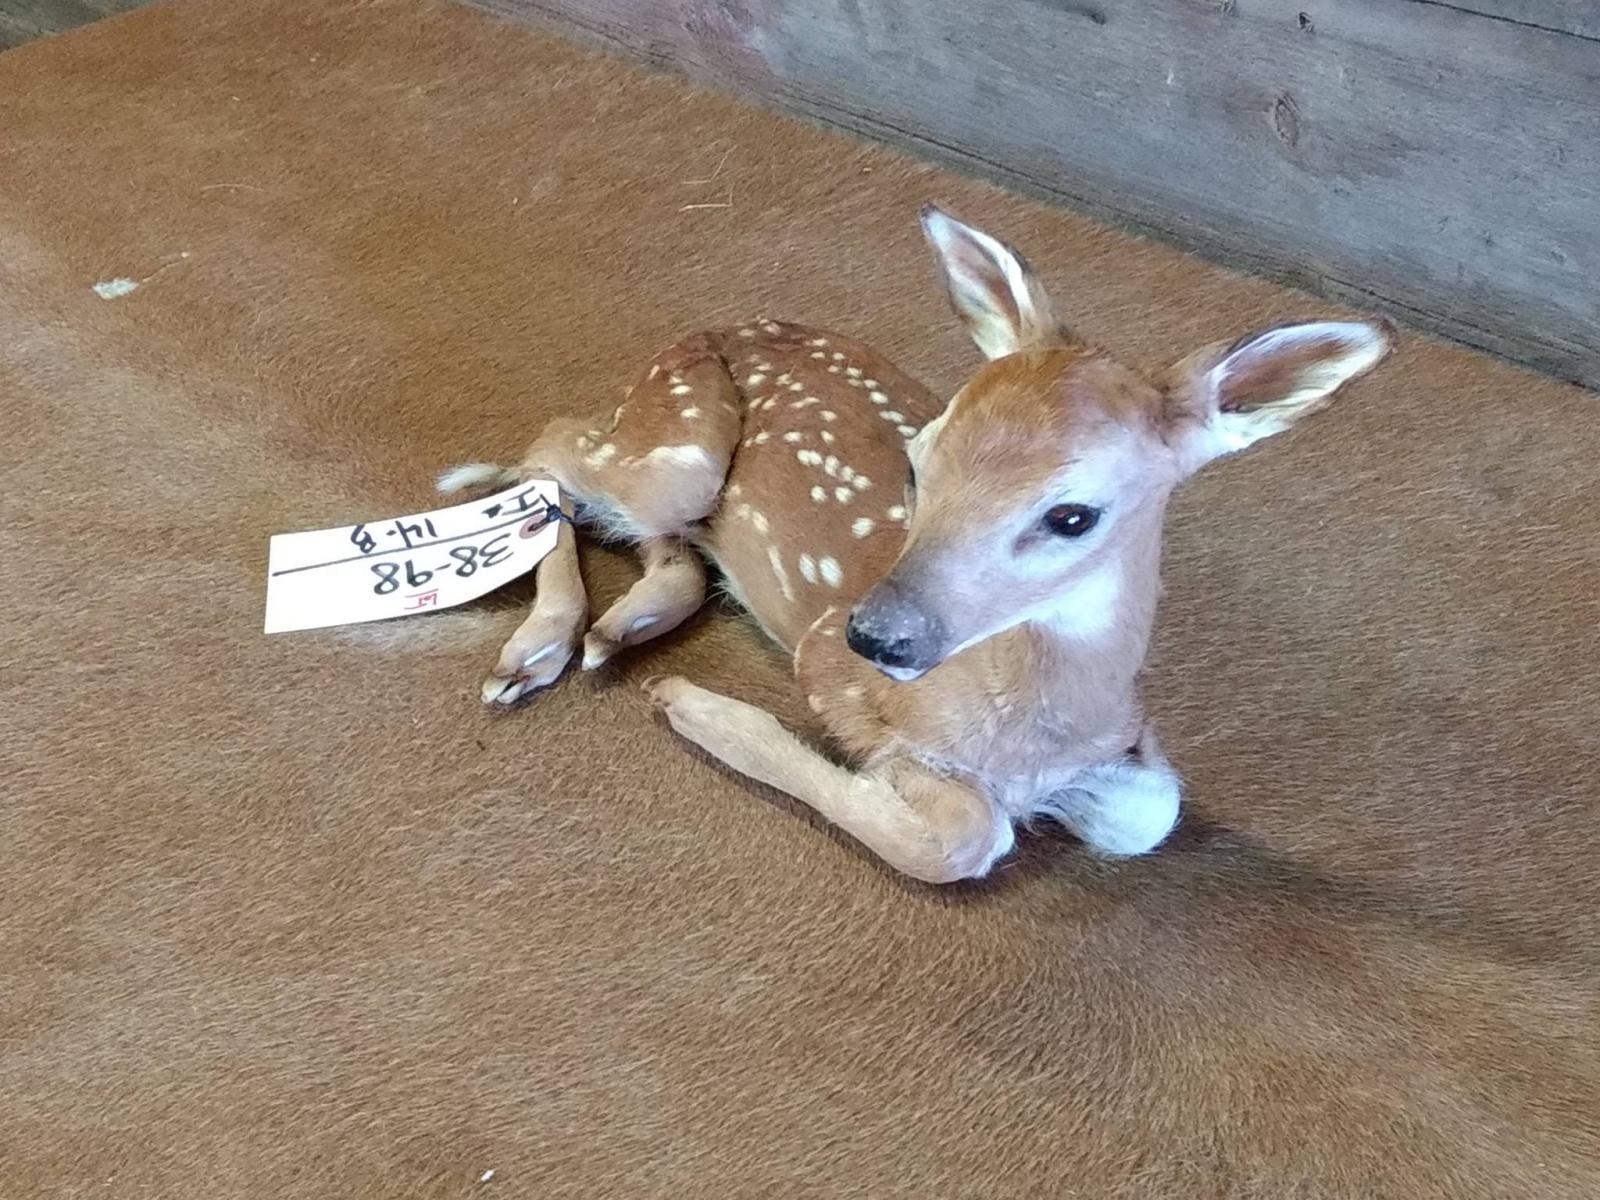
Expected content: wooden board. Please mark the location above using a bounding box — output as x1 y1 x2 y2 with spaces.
0 0 148 48
476 0 1600 389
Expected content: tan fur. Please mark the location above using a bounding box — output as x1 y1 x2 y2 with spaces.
466 214 1391 882
6 2 1600 1195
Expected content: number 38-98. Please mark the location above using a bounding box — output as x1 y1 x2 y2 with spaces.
369 533 511 595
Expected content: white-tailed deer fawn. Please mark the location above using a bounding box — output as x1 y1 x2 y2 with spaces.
441 206 1391 883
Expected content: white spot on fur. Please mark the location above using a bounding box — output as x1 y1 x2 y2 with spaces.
831 352 845 361
762 321 781 334
783 431 805 443
788 381 805 392
727 483 743 499
480 1169 496 1183
820 430 835 444
92 278 139 299
846 377 863 388
834 486 852 503
680 406 701 419
898 425 916 437
753 431 770 444
746 373 767 386
818 556 843 587
768 546 795 601
798 553 818 583
821 410 838 422
798 449 822 466
810 485 827 503
436 462 514 493
846 366 863 378
853 475 872 491
823 455 840 477
808 337 828 347
843 685 865 699
869 391 888 404
808 694 824 713
584 443 618 467
881 410 904 422
792 397 820 409
810 351 827 359
751 510 770 534
864 379 879 388
738 327 756 337
827 365 841 373
887 504 907 520
648 364 662 379
1036 561 1122 641
671 384 693 395
646 444 711 469
852 517 875 538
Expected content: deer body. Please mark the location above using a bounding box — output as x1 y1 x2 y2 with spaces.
445 208 1390 883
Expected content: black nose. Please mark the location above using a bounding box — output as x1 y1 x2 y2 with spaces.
845 616 916 668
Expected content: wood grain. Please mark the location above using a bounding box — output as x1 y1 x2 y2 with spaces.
476 0 1600 388
0 0 148 48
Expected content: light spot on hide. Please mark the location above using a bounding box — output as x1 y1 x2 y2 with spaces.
818 556 843 587
810 486 827 503
646 444 711 470
852 517 875 538
92 278 139 299
680 406 701 419
798 553 818 583
768 546 795 601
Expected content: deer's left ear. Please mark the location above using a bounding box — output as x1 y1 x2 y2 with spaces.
1164 319 1392 468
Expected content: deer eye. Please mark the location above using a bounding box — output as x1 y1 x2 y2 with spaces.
1042 503 1101 538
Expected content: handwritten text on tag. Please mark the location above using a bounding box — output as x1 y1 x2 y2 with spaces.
264 480 561 634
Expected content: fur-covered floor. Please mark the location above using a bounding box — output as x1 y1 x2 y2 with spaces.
3 1 1597 1194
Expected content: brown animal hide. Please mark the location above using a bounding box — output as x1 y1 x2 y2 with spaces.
1 1 1596 1195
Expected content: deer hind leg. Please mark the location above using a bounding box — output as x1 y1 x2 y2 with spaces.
469 336 742 704
643 676 1014 883
581 536 707 670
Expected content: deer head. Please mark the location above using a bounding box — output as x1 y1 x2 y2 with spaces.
844 206 1392 680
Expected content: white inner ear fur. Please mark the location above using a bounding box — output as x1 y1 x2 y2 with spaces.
922 208 1054 360
1203 320 1389 455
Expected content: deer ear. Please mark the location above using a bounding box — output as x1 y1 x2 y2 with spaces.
1165 320 1392 466
921 205 1062 360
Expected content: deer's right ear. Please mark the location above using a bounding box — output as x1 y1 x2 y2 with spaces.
921 205 1061 360
1163 319 1392 470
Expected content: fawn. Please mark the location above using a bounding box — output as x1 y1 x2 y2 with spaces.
440 207 1391 883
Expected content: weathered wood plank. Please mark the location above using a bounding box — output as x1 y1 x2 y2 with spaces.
1432 0 1600 41
0 0 149 49
476 0 1600 388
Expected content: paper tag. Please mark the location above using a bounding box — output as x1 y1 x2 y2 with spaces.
264 480 561 634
